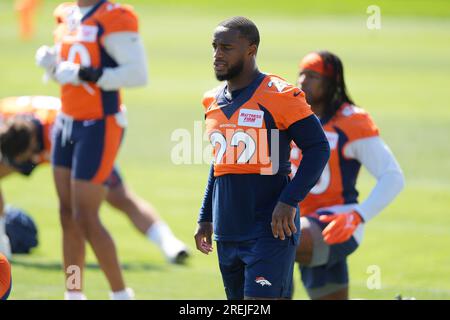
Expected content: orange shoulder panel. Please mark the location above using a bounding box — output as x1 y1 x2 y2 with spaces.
202 86 222 111
98 3 138 36
335 104 379 142
258 75 313 130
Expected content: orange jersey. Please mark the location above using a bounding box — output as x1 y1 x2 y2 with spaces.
203 73 313 177
0 96 60 163
290 103 379 215
53 1 138 120
0 253 12 300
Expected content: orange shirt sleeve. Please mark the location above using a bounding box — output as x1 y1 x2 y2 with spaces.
99 5 139 37
340 109 380 142
269 85 313 130
202 86 221 111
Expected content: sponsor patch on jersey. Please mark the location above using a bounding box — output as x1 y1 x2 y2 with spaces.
325 131 339 149
238 109 264 128
77 25 98 42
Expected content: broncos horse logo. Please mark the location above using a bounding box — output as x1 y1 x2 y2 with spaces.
255 277 272 287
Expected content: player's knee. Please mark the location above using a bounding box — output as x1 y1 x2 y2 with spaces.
73 210 100 240
297 217 331 267
58 205 74 230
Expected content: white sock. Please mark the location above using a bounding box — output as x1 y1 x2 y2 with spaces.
146 221 175 247
146 221 188 262
109 288 135 300
64 291 87 300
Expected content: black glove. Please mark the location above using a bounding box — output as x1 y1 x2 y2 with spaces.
78 67 103 83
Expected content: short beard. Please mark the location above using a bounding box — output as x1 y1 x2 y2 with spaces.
304 92 316 105
215 59 245 81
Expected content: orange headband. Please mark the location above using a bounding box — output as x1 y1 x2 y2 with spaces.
299 52 334 77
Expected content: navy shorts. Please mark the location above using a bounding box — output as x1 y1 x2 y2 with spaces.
7 158 123 189
51 114 124 184
300 216 359 292
217 236 297 299
104 166 123 189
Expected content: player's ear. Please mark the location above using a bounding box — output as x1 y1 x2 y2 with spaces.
248 44 258 57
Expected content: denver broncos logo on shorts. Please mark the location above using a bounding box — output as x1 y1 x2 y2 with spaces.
255 276 272 287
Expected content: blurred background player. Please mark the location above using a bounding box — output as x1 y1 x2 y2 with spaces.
291 51 405 300
15 0 41 40
0 253 12 300
0 96 189 264
194 17 330 300
35 0 149 299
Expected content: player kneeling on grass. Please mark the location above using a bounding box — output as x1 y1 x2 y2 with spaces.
195 17 330 300
0 96 189 282
291 51 405 300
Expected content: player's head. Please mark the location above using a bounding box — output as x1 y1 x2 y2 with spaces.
212 16 260 81
0 118 38 165
298 51 354 118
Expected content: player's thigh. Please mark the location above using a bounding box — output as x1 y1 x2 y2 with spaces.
72 116 123 185
105 167 129 208
298 217 359 300
51 115 74 171
244 237 296 300
296 216 330 267
217 241 245 300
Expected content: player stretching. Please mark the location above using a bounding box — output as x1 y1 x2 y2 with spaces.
292 51 405 300
0 96 189 264
194 17 330 300
35 0 147 299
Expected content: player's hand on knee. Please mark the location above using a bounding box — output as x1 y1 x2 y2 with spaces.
194 222 213 255
319 211 363 245
271 202 297 240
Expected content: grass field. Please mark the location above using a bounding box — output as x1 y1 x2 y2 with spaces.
0 0 449 299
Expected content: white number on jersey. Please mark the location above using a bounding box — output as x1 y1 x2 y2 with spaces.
67 43 91 67
210 131 256 164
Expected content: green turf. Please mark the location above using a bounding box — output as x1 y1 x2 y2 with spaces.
0 0 449 299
